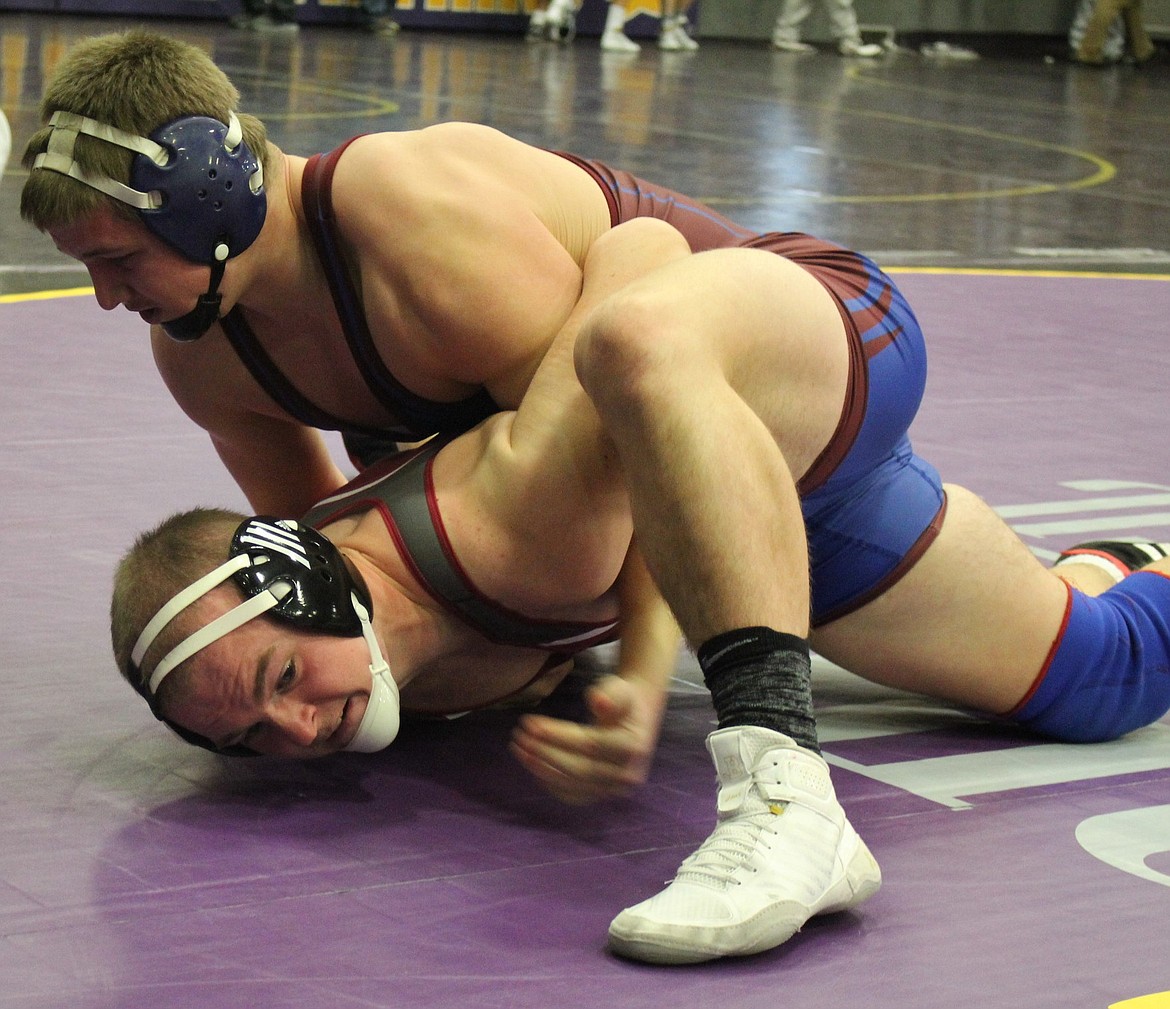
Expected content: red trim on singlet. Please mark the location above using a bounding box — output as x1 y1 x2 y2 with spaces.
311 463 583 718
1006 582 1075 717
308 484 448 624
861 280 899 359
864 331 898 359
798 295 868 496
302 450 434 533
356 484 573 715
811 491 949 628
1007 569 1170 718
418 456 616 647
308 451 617 651
422 457 469 593
1059 548 1132 577
298 137 497 437
729 233 878 497
543 158 874 498
551 150 621 226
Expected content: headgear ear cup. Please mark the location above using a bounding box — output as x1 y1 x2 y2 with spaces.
230 517 365 636
138 115 266 342
131 116 266 263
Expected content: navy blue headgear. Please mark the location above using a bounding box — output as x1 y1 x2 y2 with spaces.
131 115 267 265
33 110 267 341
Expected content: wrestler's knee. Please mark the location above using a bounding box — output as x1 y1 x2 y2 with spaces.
1011 573 1170 742
574 287 682 412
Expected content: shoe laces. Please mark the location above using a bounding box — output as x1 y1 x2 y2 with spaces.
674 798 787 888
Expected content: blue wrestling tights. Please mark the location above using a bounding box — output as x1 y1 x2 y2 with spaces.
1011 572 1170 742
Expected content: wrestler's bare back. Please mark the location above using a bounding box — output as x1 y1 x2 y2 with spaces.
151 125 615 511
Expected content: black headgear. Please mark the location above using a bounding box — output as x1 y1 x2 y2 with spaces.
130 518 398 757
229 517 370 637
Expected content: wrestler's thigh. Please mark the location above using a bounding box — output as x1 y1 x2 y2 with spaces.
608 248 852 477
810 483 1071 714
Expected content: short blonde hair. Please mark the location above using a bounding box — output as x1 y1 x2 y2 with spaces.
21 29 270 232
110 507 245 699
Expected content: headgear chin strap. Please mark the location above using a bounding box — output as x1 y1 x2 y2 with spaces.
130 517 400 755
161 255 228 342
33 110 267 342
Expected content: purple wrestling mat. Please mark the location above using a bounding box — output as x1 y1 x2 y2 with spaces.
1 274 1168 1009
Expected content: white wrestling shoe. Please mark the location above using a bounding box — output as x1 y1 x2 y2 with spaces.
608 726 881 964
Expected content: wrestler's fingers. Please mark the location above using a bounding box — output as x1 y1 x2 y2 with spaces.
509 736 633 804
514 760 606 805
511 724 643 789
511 725 625 781
516 713 642 768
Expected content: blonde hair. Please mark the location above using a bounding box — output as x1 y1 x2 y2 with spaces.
21 29 270 232
110 508 245 698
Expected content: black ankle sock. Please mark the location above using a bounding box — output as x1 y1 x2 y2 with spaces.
697 626 820 755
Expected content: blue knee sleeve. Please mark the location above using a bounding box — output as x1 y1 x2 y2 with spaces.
1012 572 1170 742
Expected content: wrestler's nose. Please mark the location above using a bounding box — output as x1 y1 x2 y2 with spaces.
87 262 126 312
267 697 319 748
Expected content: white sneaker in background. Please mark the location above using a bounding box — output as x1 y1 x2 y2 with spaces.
772 36 816 53
544 0 577 42
601 30 641 52
659 18 698 50
838 38 883 56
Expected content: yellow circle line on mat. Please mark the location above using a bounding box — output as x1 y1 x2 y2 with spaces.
230 72 400 122
1109 992 1170 1009
0 286 94 304
700 110 1116 206
886 267 1170 281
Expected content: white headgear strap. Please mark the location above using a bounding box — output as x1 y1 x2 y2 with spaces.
32 110 262 209
131 553 289 695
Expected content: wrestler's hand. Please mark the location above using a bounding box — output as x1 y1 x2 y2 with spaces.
510 674 663 805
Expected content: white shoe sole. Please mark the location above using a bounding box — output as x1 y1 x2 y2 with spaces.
601 34 641 52
607 827 881 965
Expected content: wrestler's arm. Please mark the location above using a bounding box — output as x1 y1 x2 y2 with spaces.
210 421 347 517
511 547 682 805
152 326 348 515
467 218 692 802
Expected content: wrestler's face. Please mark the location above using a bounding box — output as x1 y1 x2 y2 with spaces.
49 204 214 328
159 590 379 758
